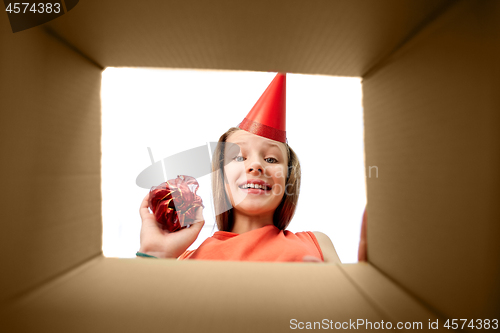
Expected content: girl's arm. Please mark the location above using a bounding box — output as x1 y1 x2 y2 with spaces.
358 207 368 262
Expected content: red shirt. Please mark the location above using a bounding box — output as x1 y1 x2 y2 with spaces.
177 224 323 262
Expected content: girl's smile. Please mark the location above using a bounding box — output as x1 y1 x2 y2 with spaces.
238 179 272 194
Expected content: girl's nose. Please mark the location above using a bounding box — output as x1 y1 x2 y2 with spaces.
246 161 264 176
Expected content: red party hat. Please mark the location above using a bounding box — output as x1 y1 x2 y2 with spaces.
238 73 287 143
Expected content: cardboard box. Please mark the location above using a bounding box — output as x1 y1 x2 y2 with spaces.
1 0 498 331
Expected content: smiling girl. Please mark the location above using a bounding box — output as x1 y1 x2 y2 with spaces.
137 73 341 263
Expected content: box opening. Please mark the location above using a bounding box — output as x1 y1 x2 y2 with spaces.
101 68 366 262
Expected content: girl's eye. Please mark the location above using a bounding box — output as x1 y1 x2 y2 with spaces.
232 156 277 163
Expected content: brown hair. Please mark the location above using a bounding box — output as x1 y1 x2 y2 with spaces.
211 127 301 232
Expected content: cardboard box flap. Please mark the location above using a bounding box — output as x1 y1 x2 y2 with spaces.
363 0 500 319
0 18 102 303
46 0 454 76
3 257 445 332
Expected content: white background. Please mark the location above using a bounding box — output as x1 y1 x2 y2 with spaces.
101 68 366 263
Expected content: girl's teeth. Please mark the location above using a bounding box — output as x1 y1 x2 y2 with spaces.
241 183 268 190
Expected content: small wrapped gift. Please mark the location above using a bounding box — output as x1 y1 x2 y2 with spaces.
148 175 204 232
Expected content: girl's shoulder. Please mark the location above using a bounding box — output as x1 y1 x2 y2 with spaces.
309 231 341 264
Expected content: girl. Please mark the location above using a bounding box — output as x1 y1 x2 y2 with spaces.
137 73 342 263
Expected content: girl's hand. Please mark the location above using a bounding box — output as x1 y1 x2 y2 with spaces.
138 193 205 259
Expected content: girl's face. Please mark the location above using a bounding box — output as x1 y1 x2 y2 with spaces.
223 130 288 217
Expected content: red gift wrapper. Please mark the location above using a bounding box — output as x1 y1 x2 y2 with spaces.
148 175 204 232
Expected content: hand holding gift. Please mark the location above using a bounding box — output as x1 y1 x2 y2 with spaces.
138 175 205 259
148 175 204 232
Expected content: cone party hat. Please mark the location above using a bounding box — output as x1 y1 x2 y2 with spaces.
238 73 287 143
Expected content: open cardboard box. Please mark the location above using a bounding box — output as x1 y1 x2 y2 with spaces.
1 0 498 331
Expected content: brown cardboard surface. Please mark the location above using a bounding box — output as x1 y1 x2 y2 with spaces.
3 257 385 333
0 17 102 302
363 0 500 319
45 0 453 76
340 263 442 324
